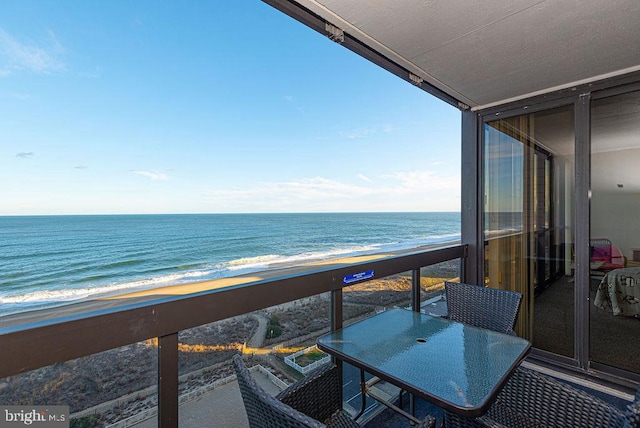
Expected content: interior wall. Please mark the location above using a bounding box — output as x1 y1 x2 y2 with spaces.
591 149 640 260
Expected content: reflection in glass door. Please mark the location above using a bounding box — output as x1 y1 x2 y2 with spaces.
590 90 640 374
484 105 575 357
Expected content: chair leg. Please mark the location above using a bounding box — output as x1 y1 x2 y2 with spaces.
410 393 415 418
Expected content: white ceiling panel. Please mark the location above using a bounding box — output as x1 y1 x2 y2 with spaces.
290 0 640 109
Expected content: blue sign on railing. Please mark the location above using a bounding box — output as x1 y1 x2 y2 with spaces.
343 270 375 284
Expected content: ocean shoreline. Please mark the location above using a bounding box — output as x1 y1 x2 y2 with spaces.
1 213 461 316
0 241 458 329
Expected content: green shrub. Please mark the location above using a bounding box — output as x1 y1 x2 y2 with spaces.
266 316 282 339
70 414 100 428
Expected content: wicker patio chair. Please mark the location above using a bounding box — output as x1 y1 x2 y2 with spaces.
233 354 437 428
444 282 522 335
443 366 640 428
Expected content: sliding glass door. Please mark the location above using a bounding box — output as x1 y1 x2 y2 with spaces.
483 105 575 355
590 90 640 374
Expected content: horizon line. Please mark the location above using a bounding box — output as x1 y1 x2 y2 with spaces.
0 210 463 217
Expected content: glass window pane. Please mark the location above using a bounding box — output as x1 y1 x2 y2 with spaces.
419 260 461 316
590 90 640 374
484 105 575 359
0 342 157 427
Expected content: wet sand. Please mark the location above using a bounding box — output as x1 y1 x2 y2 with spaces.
0 249 413 329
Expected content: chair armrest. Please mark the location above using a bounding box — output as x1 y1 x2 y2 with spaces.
445 367 629 428
489 367 625 427
624 386 640 427
277 363 342 424
626 402 640 428
443 412 508 428
415 415 437 428
278 364 439 428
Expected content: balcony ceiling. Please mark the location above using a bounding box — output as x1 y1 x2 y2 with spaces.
284 0 640 110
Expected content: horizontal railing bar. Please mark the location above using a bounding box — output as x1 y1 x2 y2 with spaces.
0 244 464 378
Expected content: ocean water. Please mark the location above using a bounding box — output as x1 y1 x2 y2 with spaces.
0 213 460 317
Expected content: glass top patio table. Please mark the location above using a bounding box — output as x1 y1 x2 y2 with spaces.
317 308 531 418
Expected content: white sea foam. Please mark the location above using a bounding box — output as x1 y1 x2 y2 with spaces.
223 245 387 271
225 254 284 268
0 235 460 316
0 268 221 308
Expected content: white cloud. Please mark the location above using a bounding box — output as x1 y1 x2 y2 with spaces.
203 170 460 212
208 177 368 200
340 128 371 140
340 123 395 140
0 28 65 76
357 173 372 183
131 170 169 181
383 170 459 191
16 152 35 158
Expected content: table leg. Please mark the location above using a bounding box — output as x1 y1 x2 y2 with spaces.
401 389 417 423
366 385 423 424
410 393 415 425
354 369 367 421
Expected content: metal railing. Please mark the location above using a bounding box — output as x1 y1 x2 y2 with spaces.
0 243 466 427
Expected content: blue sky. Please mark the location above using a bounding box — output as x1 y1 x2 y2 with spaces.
0 1 461 215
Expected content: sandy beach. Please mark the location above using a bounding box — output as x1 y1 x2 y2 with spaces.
0 245 444 329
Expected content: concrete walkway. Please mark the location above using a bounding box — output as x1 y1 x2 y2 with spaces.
125 369 283 428
248 313 269 349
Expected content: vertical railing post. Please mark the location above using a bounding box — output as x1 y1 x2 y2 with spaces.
158 333 178 428
409 268 421 414
411 269 421 312
331 288 343 331
331 287 344 404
